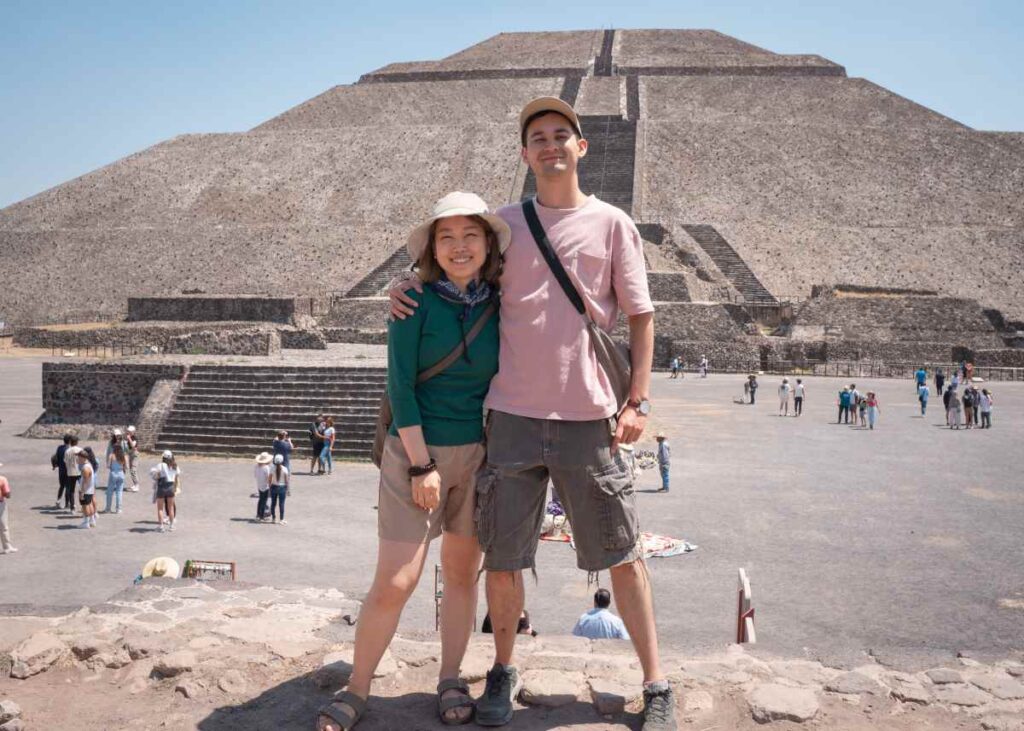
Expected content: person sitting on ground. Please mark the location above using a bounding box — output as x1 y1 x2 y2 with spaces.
482 610 537 637
572 588 631 640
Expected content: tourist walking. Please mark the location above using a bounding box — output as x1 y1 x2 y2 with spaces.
62 436 82 512
316 191 507 731
272 430 294 471
979 388 994 428
943 385 953 425
572 588 630 640
124 426 141 491
837 386 851 424
778 378 791 416
656 433 670 492
152 450 180 531
51 434 73 510
918 383 930 416
793 378 805 416
270 454 290 524
254 452 272 522
320 417 336 476
699 354 709 377
914 367 927 394
935 367 945 396
747 374 758 404
104 440 128 514
857 393 868 427
849 384 861 421
77 448 98 528
947 386 962 429
866 392 880 429
0 461 17 554
309 414 325 475
669 356 679 379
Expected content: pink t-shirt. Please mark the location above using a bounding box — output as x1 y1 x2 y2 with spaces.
484 196 654 421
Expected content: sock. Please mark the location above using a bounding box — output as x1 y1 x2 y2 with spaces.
644 679 670 693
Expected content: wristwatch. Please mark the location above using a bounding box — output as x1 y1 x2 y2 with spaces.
627 398 652 416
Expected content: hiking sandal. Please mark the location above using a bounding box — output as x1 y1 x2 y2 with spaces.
316 689 367 731
437 677 475 725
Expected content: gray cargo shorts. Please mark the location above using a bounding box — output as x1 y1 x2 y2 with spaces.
475 410 644 572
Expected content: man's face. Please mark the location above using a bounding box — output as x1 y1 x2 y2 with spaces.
521 112 587 179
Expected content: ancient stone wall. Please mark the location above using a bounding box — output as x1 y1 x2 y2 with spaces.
127 296 311 324
163 329 281 356
972 348 1024 367
278 328 328 350
14 322 258 350
41 362 187 423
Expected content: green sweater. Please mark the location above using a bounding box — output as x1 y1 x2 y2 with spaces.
387 287 499 446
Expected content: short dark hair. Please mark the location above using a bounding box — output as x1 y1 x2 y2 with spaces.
594 588 612 609
521 110 581 147
63 433 73 445
69 436 79 446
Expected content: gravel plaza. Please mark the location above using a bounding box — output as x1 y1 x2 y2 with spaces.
2 354 1022 671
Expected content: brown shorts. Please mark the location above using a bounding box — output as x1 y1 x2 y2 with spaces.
476 411 643 572
378 435 484 544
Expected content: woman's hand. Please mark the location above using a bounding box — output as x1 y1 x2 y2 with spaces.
411 470 441 512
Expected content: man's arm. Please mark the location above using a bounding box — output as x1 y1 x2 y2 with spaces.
612 311 654 451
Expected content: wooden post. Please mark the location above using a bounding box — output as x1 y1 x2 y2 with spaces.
434 563 443 632
736 568 756 644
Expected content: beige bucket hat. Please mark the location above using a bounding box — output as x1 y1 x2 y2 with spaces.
142 556 180 579
255 452 273 465
406 192 512 261
519 96 583 140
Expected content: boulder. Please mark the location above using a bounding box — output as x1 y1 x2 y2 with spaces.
747 684 820 723
521 669 584 707
0 700 21 724
153 650 197 678
10 632 69 678
824 671 884 696
926 668 964 684
934 683 992 707
587 677 642 715
0 720 26 731
175 679 205 699
970 673 1024 700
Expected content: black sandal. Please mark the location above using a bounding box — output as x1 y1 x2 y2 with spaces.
437 678 475 725
316 689 367 731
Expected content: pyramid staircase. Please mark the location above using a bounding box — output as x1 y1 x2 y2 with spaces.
155 364 386 460
345 247 414 297
681 224 776 304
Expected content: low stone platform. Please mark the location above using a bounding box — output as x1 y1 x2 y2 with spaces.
1 580 1021 730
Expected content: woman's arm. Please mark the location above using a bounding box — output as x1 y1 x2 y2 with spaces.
397 425 440 512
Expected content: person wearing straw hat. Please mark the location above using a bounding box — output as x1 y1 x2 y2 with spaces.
387 97 671 730
141 556 180 579
317 192 508 731
124 425 141 491
655 433 671 492
0 459 17 554
254 452 273 522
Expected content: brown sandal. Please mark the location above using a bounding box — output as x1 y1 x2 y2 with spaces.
437 678 475 725
316 689 367 730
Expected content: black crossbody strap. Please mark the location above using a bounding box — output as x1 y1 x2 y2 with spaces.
415 300 496 383
522 198 587 316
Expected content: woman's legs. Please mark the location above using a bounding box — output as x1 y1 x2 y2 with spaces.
436 532 482 722
321 443 333 474
165 497 176 525
104 478 115 513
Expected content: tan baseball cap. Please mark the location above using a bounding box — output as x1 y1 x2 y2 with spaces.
406 191 512 260
519 97 583 141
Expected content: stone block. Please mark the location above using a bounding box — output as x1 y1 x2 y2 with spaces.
0 700 21 724
521 669 584 707
970 673 1024 700
824 671 885 696
934 683 992 706
747 683 819 723
153 650 197 678
10 632 69 679
588 677 639 715
926 668 964 684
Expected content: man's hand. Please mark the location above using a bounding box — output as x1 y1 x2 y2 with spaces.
411 470 441 512
612 406 647 453
388 272 423 320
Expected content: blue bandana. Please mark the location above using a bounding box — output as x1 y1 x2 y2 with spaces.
427 276 493 363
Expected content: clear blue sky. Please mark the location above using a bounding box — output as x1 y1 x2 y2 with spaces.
1 0 1021 209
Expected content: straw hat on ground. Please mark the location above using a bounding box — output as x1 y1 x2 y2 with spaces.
142 557 180 579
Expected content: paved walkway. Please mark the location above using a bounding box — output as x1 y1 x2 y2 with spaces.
1 357 1022 670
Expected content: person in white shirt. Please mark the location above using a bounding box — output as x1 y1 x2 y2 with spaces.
0 464 17 553
76 448 98 529
270 453 290 524
793 379 805 416
979 389 994 429
778 378 791 416
254 452 272 522
151 450 180 532
64 439 82 514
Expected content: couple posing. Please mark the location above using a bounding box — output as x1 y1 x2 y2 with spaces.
317 97 674 731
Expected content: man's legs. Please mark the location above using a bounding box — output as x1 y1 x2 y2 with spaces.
610 559 664 683
659 465 669 492
485 570 525 666
128 453 139 489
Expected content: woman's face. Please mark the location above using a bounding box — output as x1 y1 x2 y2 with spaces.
433 215 488 283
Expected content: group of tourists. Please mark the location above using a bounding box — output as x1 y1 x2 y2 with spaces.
668 355 708 379
918 367 995 430
836 384 880 428
253 450 290 524
314 96 672 731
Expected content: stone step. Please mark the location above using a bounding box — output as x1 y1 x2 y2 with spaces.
159 428 375 445
179 386 386 399
155 439 372 460
164 412 378 427
186 372 386 382
175 393 383 405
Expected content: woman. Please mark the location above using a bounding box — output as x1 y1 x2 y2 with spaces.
778 377 790 416
152 450 180 531
104 440 128 514
270 454 289 524
316 192 509 731
979 388 994 429
320 418 336 476
866 392 880 429
77 448 98 528
254 452 273 521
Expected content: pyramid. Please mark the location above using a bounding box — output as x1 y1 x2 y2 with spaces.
2 29 1022 331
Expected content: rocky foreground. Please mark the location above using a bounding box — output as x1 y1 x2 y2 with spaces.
1 580 1023 730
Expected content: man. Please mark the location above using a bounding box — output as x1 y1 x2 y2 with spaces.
0 459 17 554
914 367 927 394
51 433 72 508
793 378 805 416
669 356 679 379
391 97 674 729
309 414 325 475
124 426 140 491
62 436 81 512
699 355 708 378
573 588 630 640
656 433 670 492
837 387 851 424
